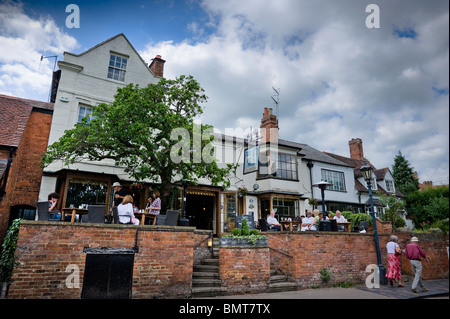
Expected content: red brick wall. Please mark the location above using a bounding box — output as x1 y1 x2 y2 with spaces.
8 222 210 299
0 110 52 241
267 231 448 287
219 246 270 294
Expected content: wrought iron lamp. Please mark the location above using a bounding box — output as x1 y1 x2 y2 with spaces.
312 181 333 220
360 161 387 285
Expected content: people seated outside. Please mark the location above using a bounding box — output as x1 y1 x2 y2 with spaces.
48 192 62 220
267 210 281 231
117 195 140 225
333 210 347 223
148 190 161 215
301 210 316 231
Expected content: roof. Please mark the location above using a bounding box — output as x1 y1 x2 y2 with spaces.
0 94 53 147
279 139 353 167
63 33 158 77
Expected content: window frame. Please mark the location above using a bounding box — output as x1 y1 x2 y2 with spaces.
107 53 128 82
321 168 347 192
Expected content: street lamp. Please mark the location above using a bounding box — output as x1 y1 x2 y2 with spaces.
312 181 333 220
360 161 387 285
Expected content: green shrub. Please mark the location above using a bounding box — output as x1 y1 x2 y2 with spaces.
241 218 250 236
0 219 21 283
231 228 241 236
249 229 259 236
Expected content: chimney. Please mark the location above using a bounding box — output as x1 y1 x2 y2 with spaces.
260 107 278 144
149 55 165 77
349 138 364 161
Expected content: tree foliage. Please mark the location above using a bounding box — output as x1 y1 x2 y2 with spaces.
405 185 449 227
377 192 406 229
42 75 237 204
392 151 419 195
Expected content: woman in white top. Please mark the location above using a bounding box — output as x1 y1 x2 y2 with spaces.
386 235 404 287
117 195 140 225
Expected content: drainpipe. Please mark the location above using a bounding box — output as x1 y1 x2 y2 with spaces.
0 147 16 201
307 161 314 211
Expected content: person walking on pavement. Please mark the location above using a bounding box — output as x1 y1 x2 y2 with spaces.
386 235 404 287
405 237 429 294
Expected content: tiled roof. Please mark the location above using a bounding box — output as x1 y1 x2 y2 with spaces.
0 94 53 147
279 139 353 167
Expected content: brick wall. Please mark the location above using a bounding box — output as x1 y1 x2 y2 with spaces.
0 109 52 241
8 221 210 299
219 246 271 294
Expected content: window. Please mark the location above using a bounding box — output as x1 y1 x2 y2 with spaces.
66 178 108 208
107 54 128 82
321 169 346 191
258 152 297 180
385 180 395 193
273 197 299 217
78 105 92 123
276 153 298 180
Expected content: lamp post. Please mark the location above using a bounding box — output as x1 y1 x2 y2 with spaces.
312 181 333 220
360 161 387 285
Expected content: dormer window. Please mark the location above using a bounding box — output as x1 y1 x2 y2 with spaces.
107 53 127 82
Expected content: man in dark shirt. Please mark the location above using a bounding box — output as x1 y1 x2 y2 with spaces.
405 237 429 293
112 182 128 207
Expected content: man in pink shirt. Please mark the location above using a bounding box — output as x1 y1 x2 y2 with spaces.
405 237 429 293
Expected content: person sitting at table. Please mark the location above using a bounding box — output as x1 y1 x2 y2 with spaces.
148 190 161 215
145 196 152 210
310 209 321 230
117 195 140 225
267 210 281 231
48 192 62 220
333 210 347 223
301 210 315 231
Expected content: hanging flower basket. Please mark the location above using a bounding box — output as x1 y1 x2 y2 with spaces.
237 186 249 198
308 198 319 207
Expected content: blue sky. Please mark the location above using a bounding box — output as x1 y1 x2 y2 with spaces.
0 0 449 185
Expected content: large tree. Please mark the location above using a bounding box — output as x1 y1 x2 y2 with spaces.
392 151 419 195
42 75 237 206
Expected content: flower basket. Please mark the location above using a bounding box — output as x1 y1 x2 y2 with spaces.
237 186 249 198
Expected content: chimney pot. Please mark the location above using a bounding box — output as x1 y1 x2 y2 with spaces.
149 55 165 77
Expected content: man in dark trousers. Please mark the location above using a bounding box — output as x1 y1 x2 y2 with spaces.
405 237 429 294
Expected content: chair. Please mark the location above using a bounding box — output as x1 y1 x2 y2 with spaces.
165 210 180 226
258 219 276 232
112 206 132 224
37 201 62 221
87 205 106 223
155 210 180 226
359 221 368 232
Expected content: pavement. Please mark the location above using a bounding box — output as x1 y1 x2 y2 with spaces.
199 278 449 299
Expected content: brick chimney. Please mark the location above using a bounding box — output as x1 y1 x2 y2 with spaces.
260 107 278 144
349 138 364 161
149 55 165 77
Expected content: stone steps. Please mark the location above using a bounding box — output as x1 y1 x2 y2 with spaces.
268 272 298 293
191 238 227 298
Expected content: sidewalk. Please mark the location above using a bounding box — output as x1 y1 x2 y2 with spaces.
200 279 449 299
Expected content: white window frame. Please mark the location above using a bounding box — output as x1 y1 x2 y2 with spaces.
107 53 128 82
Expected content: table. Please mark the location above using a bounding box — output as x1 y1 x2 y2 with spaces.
62 208 88 223
133 212 157 225
337 221 352 232
280 220 302 231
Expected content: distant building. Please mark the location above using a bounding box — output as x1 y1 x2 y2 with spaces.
0 94 53 241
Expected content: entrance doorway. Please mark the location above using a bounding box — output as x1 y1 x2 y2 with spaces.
186 194 215 231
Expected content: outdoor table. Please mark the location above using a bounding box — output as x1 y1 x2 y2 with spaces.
62 208 88 223
133 212 157 225
337 221 351 232
280 220 302 231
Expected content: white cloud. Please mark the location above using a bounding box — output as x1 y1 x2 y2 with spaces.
0 0 79 101
140 0 448 184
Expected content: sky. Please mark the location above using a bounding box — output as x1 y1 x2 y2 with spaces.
0 0 448 185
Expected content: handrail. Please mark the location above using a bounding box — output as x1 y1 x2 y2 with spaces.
269 247 293 258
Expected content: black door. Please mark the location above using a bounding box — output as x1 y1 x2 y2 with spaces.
186 194 214 230
81 254 134 299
